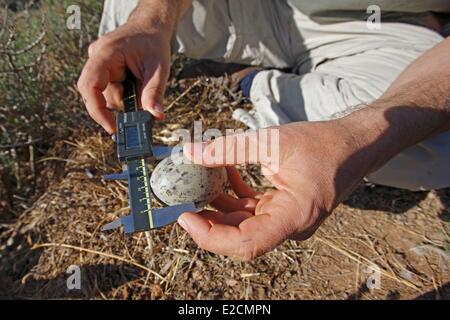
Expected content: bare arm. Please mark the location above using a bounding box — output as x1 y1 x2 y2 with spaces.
341 37 450 176
178 37 450 260
78 0 192 133
128 0 193 37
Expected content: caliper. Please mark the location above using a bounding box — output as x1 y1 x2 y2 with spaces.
101 71 197 234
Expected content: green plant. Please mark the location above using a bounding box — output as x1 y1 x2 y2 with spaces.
0 0 103 214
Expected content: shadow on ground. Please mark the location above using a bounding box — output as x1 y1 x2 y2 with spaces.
0 229 141 299
347 282 449 300
344 184 427 214
345 185 450 222
16 263 140 299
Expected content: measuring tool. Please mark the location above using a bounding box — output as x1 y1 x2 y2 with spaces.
101 70 197 234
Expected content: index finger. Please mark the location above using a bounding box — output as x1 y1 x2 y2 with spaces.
77 56 117 134
183 128 279 169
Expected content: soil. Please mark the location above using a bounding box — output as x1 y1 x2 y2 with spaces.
0 76 449 300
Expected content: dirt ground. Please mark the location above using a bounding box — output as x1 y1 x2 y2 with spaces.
0 73 449 300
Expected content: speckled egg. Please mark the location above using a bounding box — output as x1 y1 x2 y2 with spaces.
150 152 227 207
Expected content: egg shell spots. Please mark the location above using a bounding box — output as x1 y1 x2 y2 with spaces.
150 153 227 207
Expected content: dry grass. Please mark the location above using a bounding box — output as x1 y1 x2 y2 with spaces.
0 1 448 300
0 75 449 299
0 0 102 219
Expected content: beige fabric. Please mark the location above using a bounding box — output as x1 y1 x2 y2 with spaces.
289 0 450 14
288 0 450 24
98 0 139 36
99 0 450 191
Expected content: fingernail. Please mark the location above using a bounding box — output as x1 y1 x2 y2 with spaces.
178 217 190 233
154 103 164 114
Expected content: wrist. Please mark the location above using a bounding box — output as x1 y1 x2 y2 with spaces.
128 0 189 40
335 105 393 174
337 97 450 176
126 16 174 41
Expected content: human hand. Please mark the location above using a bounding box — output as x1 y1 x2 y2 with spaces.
178 119 382 261
77 21 171 134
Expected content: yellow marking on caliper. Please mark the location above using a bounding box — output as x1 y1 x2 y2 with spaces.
129 79 152 228
141 158 154 228
131 81 138 111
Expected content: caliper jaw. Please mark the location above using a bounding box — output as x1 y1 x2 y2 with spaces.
101 203 197 234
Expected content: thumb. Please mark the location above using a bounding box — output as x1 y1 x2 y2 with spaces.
140 63 168 120
183 129 278 168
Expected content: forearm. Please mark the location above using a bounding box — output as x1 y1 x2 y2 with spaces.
128 0 192 37
340 37 450 174
384 36 450 113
